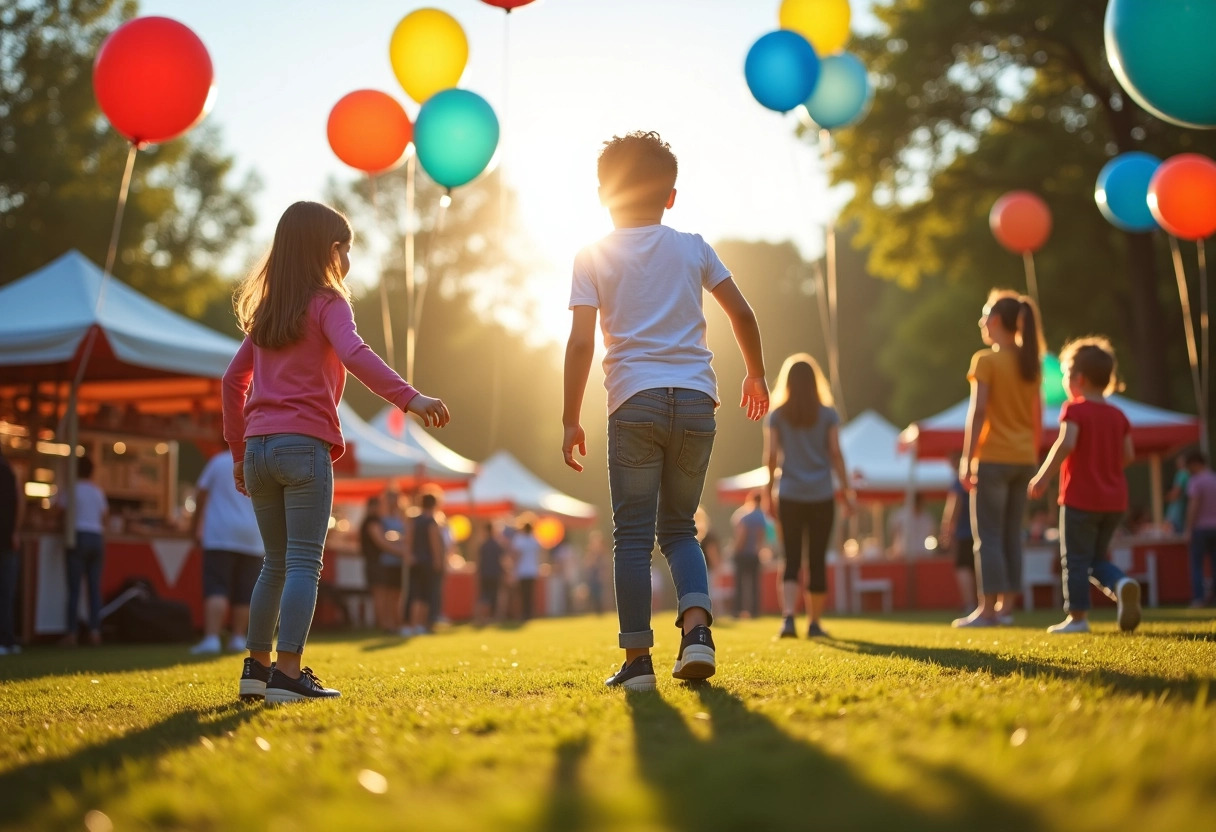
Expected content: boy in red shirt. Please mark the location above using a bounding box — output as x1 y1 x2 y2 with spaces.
1028 337 1141 634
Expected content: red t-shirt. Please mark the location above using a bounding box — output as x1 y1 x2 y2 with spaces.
1058 398 1130 512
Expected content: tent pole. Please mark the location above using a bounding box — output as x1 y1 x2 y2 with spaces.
1149 454 1163 529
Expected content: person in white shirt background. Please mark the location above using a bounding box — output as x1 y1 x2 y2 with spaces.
55 455 108 646
190 451 266 654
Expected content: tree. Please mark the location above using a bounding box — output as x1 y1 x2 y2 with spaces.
829 0 1216 415
0 0 259 316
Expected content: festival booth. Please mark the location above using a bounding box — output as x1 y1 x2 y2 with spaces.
900 393 1202 608
715 411 960 614
0 251 240 639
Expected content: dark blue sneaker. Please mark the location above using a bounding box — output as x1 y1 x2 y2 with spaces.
672 625 716 680
807 621 830 638
239 658 273 702
265 666 341 703
778 616 798 639
604 655 657 691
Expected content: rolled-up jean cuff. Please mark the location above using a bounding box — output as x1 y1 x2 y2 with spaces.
276 640 305 655
675 592 714 629
246 639 274 653
618 628 655 649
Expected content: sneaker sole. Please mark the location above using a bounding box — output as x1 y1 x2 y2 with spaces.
238 679 266 702
264 688 341 704
1118 581 1142 632
619 673 657 692
672 645 716 680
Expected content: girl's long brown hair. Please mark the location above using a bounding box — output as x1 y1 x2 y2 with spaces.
234 201 353 349
771 352 833 428
987 289 1043 383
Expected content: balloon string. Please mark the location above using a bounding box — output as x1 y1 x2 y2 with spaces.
411 193 450 366
818 128 846 421
1021 251 1040 319
405 151 417 382
1201 237 1210 447
487 5 513 454
1170 235 1207 455
369 174 397 371
95 141 139 316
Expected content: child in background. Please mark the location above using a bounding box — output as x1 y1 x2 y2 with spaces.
562 130 768 691
56 455 108 646
731 491 767 620
1028 337 1140 634
1184 450 1216 607
224 201 449 703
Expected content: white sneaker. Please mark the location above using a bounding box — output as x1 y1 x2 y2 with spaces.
398 626 417 637
995 612 1015 626
190 635 222 655
226 635 247 653
0 645 9 656
951 614 998 628
1046 618 1090 634
1116 578 1142 632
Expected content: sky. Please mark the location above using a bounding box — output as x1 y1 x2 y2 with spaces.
139 0 878 342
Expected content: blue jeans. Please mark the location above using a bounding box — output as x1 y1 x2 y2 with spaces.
608 388 716 649
1060 507 1128 613
65 531 104 633
243 434 333 655
1 547 20 647
972 462 1034 595
1189 528 1216 603
733 554 760 617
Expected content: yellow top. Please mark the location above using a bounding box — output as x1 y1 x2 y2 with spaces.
968 348 1040 466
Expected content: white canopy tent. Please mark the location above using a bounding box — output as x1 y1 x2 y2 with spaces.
333 401 474 496
441 450 598 525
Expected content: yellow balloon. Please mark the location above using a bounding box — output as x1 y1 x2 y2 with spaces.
534 516 566 550
389 8 468 105
779 0 852 56
448 514 472 544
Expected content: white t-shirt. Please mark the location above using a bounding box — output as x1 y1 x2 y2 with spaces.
513 533 542 579
56 481 108 534
196 453 264 557
569 225 732 414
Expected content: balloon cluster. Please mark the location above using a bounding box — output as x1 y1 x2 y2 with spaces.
327 6 506 190
1090 152 1216 242
744 0 871 131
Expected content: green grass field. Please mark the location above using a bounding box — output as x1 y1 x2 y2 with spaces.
2 610 1215 832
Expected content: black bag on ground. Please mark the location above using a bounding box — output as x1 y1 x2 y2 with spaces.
102 578 194 643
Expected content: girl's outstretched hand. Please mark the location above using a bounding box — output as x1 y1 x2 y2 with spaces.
740 376 770 422
407 394 450 428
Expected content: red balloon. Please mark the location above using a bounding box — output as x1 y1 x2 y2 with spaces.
327 90 413 174
93 17 214 146
480 0 537 10
990 191 1052 254
1148 154 1216 241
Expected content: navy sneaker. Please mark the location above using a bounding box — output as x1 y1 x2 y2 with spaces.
265 666 341 703
672 625 716 681
239 658 273 702
807 621 830 638
605 655 657 691
778 616 798 639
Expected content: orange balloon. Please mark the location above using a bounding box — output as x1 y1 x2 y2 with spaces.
990 191 1052 254
327 90 412 174
534 516 566 550
1148 154 1216 241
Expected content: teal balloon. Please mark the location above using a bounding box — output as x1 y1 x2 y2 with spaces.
1042 353 1068 407
803 52 870 130
745 30 820 113
1105 0 1216 129
1095 152 1161 233
414 89 499 189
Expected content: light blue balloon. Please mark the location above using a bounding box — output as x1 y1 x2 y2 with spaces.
414 89 500 190
1095 152 1161 233
1105 0 1216 129
803 52 870 131
745 30 820 114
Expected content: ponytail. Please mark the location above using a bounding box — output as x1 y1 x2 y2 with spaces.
1016 298 1042 383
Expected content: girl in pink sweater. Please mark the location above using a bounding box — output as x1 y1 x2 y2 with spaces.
223 201 449 703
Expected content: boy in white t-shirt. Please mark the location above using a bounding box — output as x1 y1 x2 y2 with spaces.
55 455 108 646
563 131 769 691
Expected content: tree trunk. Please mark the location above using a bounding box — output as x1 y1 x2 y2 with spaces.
1124 231 1172 407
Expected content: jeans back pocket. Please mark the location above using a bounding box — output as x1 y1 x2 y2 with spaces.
614 421 656 467
271 445 316 487
676 429 716 477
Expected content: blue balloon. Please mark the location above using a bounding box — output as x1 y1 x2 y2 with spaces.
803 52 870 130
745 30 820 113
1095 152 1161 233
414 89 500 190
1105 0 1216 129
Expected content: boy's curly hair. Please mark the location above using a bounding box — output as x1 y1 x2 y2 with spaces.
1059 335 1123 396
597 131 678 212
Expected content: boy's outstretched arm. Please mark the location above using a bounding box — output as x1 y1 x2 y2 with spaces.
710 278 768 421
563 305 598 471
1028 421 1078 499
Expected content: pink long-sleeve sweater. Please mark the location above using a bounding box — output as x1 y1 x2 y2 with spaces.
222 291 418 462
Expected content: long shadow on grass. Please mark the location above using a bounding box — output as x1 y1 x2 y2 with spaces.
0 645 218 684
0 703 259 827
626 687 1041 832
537 736 591 832
828 638 1216 704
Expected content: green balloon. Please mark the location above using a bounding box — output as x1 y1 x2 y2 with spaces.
414 89 499 190
1042 353 1068 407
